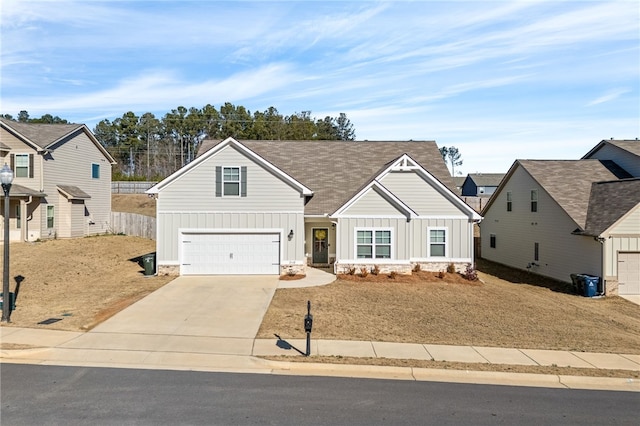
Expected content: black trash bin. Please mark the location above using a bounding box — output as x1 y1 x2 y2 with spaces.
141 253 156 276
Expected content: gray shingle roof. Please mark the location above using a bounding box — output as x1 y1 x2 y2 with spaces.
0 118 83 149
610 140 640 156
466 173 505 186
198 139 456 215
582 179 640 236
57 185 91 200
7 183 46 197
518 160 620 229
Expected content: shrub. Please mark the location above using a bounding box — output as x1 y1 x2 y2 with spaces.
388 271 398 279
371 265 380 276
463 263 478 281
359 267 369 278
412 263 422 273
437 270 445 279
447 263 456 274
347 265 356 275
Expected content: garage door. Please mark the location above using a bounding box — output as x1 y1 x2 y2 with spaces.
181 233 280 275
618 252 640 295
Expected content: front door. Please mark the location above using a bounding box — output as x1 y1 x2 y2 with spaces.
312 228 329 264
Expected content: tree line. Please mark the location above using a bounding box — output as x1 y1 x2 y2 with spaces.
2 104 356 179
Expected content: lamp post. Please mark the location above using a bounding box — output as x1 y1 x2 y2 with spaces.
1 163 14 322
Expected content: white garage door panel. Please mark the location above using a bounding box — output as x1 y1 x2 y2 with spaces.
618 252 640 295
182 233 280 275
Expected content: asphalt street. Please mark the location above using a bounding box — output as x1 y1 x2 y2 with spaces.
1 364 638 425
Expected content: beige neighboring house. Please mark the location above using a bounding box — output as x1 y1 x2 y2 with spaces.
480 139 640 296
0 119 116 241
147 137 481 276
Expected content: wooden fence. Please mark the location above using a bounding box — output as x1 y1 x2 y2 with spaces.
111 181 158 194
110 212 156 240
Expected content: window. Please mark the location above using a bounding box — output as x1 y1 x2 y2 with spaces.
216 166 247 197
356 229 392 259
490 234 496 248
428 228 447 257
92 163 100 179
15 154 29 178
506 191 512 212
534 242 539 261
47 206 54 228
16 205 21 229
531 189 538 212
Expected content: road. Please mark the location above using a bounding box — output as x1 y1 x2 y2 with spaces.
1 364 637 425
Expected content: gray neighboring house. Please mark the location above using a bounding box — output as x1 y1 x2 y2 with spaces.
460 173 505 197
480 139 640 296
147 137 481 276
0 119 116 241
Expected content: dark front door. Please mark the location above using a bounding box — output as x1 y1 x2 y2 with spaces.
312 228 329 264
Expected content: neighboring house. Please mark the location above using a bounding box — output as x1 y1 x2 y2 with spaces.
453 176 466 194
480 140 640 296
0 119 116 241
147 137 481 276
460 173 505 197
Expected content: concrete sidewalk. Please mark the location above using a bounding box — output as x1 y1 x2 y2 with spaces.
1 326 638 392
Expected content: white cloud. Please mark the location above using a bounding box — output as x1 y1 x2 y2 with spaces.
586 88 631 106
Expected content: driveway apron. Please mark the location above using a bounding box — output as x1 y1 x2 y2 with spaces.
91 276 280 338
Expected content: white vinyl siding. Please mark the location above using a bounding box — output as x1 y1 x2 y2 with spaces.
158 145 302 212
481 166 602 283
379 171 465 216
341 188 406 216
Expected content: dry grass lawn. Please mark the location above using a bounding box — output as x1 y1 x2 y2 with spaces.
258 259 640 355
0 235 173 331
112 194 156 217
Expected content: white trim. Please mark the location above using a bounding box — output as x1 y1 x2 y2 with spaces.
148 137 312 195
336 259 410 265
410 257 472 263
411 215 469 220
158 210 303 214
354 227 394 260
334 215 409 219
427 226 449 258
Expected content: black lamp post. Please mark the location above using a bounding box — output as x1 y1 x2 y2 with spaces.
1 163 14 322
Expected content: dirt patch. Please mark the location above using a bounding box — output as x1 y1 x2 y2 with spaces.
263 355 640 379
0 235 174 331
258 260 640 354
112 194 156 217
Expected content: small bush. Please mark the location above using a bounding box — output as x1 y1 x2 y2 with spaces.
287 268 296 277
463 263 478 281
437 270 445 279
359 267 369 278
447 263 456 274
388 271 398 279
412 263 422 273
347 265 356 275
371 265 380 276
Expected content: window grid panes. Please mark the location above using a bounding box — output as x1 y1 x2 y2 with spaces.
531 190 538 212
506 191 512 212
429 229 446 257
223 167 240 196
15 154 29 178
47 206 54 228
357 230 391 259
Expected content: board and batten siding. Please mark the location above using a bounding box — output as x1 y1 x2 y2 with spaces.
380 171 465 216
156 211 304 266
157 145 303 212
336 217 410 261
604 208 640 278
411 218 473 260
481 166 602 283
42 131 112 238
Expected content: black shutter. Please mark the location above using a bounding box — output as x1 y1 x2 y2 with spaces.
29 154 34 178
241 166 247 197
215 166 222 197
10 154 14 171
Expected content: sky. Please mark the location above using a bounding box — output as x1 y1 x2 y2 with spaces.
1 0 638 175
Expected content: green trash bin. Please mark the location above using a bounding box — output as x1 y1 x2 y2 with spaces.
141 253 156 276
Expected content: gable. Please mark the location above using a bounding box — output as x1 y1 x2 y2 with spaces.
0 127 39 152
340 186 408 217
582 141 640 178
151 142 306 212
607 204 640 236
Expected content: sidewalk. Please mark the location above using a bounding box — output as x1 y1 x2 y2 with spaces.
2 326 639 392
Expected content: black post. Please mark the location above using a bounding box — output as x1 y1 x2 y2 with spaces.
2 181 11 322
304 300 313 357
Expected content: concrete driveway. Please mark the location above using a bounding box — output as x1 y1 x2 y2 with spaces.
92 275 280 338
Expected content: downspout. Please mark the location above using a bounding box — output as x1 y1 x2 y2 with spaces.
596 236 606 296
22 196 34 242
